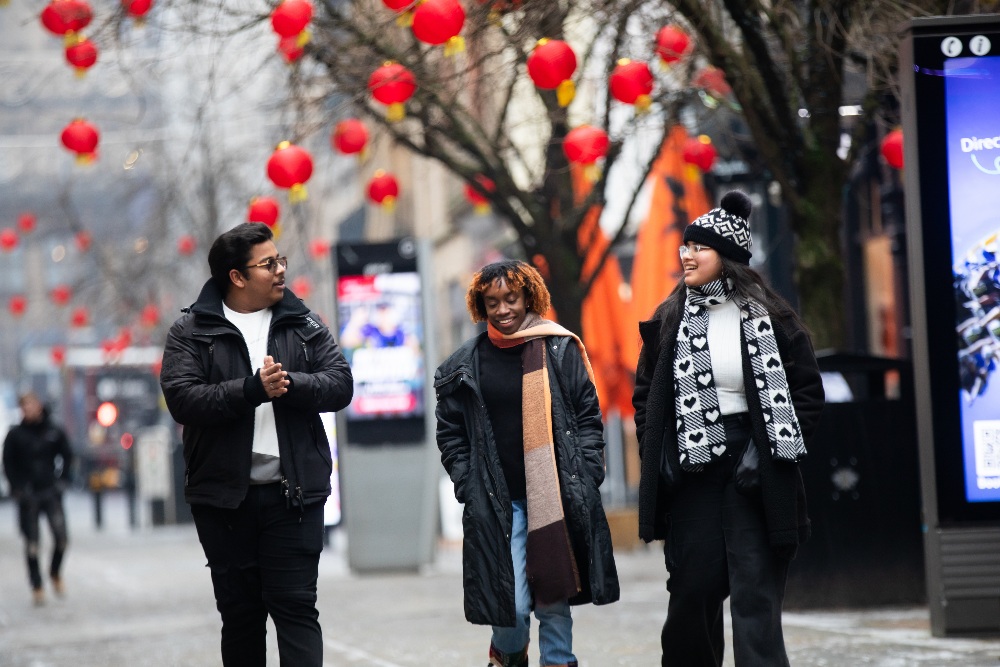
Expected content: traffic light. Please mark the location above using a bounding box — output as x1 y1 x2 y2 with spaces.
96 401 118 428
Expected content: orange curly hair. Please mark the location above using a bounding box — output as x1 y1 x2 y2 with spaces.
465 259 551 323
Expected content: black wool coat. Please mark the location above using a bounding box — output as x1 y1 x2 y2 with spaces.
434 332 620 627
633 300 825 553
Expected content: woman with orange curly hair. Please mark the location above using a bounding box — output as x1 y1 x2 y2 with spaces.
434 259 619 667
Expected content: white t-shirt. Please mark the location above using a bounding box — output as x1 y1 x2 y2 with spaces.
223 303 281 483
707 299 749 415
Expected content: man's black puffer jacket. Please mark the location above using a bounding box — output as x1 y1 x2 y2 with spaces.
160 280 354 509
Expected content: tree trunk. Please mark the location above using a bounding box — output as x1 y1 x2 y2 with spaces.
789 150 848 351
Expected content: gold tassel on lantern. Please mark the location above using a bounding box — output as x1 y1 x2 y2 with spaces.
387 102 405 123
584 164 601 182
635 94 652 114
557 79 576 107
289 183 308 203
296 30 312 47
382 196 397 212
444 35 465 57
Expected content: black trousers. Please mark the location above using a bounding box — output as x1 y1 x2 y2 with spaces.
18 491 68 590
192 483 325 667
661 417 791 667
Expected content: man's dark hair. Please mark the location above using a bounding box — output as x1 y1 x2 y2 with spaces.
207 223 274 295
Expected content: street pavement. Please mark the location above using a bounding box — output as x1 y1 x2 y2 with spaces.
2 490 1000 666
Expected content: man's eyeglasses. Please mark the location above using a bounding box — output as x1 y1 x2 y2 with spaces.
245 256 288 273
678 244 710 259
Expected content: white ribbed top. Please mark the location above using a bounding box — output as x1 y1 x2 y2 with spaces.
707 299 748 415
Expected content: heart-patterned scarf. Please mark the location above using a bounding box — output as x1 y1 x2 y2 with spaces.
674 278 807 470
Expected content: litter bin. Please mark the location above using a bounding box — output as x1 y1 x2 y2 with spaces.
785 352 926 608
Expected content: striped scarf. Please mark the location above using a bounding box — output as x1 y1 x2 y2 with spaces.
674 279 807 470
487 312 594 605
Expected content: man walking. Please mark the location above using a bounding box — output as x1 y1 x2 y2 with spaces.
3 391 74 606
160 222 353 666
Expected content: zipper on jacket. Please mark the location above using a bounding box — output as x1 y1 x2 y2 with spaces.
281 476 290 508
295 485 304 521
300 340 309 363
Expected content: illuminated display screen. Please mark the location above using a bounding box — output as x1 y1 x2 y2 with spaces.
337 272 425 420
945 55 1000 502
909 22 1000 522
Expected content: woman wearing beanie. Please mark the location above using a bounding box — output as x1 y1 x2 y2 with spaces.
633 191 825 666
435 259 619 667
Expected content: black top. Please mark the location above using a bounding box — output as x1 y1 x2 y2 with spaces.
477 337 526 501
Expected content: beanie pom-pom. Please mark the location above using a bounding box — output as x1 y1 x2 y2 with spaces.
720 190 752 220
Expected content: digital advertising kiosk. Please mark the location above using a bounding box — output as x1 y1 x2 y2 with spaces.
902 14 1000 636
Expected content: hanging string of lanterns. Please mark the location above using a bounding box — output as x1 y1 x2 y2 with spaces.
880 128 904 170
527 38 577 107
681 134 718 173
367 170 400 210
464 175 495 215
563 125 610 182
60 118 100 163
247 196 281 229
609 59 655 113
368 62 416 122
40 0 92 46
267 141 314 203
65 37 98 77
331 119 369 157
654 25 691 66
411 0 465 56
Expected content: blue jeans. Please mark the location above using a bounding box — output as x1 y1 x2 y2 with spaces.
192 483 325 667
492 500 575 666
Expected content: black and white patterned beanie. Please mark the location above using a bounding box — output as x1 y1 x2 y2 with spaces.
683 191 753 265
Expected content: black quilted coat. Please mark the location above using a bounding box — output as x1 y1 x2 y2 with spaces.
434 332 620 627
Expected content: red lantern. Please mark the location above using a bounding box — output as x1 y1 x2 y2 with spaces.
411 0 465 55
122 0 154 19
682 135 717 172
271 0 312 43
74 229 92 252
51 284 72 306
267 142 314 203
9 295 27 317
368 62 416 122
17 213 36 234
463 175 495 214
331 119 368 156
51 345 67 365
381 0 416 26
692 66 731 99
563 125 609 165
291 276 312 299
655 25 691 65
177 234 196 255
139 303 160 327
40 0 92 43
60 118 99 163
65 38 98 77
367 170 399 210
609 59 655 112
0 228 18 252
248 196 280 228
70 306 89 327
277 36 304 63
527 39 577 107
308 238 330 260
881 128 904 170
564 125 609 182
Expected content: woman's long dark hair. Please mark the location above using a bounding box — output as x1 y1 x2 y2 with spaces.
654 256 808 334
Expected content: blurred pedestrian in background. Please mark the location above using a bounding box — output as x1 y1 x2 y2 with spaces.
633 191 825 666
160 222 353 667
435 259 619 667
3 391 74 606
